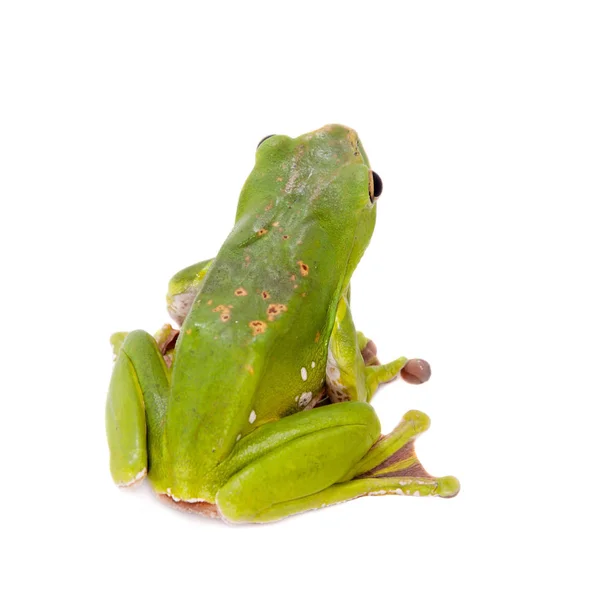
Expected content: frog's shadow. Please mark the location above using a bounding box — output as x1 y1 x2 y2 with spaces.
136 481 326 529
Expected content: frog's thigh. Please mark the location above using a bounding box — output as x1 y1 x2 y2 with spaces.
106 330 169 487
215 403 380 524
218 408 460 523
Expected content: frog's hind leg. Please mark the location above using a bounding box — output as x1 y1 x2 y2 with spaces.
106 330 170 488
215 404 458 523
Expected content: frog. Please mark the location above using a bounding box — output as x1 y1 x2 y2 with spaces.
105 124 460 523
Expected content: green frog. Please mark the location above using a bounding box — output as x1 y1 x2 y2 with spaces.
106 125 459 523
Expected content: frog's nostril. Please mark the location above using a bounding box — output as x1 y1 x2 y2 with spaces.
369 170 383 202
257 134 275 149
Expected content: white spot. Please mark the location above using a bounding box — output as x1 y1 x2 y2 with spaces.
301 367 308 381
249 410 256 424
236 433 242 441
368 490 387 496
298 392 312 407
311 361 316 368
413 490 420 497
394 489 405 495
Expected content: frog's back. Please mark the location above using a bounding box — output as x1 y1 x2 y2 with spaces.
166 125 374 492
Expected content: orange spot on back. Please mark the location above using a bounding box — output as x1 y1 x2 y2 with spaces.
186 329 192 335
207 299 213 305
213 304 232 322
235 287 248 296
257 228 268 236
261 291 270 299
297 261 309 276
282 235 289 240
315 331 321 343
245 364 255 375
249 320 267 335
267 303 288 321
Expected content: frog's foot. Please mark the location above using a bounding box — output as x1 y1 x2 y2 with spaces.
157 494 220 519
110 332 129 358
313 410 459 511
342 410 458 493
154 324 179 368
357 329 431 384
357 332 380 366
364 357 431 400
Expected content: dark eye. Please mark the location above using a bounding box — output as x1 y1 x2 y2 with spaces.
257 135 275 149
369 170 383 202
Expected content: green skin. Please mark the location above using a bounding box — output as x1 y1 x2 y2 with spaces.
106 125 459 523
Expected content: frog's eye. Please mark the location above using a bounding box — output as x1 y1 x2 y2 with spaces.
257 135 275 149
369 170 383 203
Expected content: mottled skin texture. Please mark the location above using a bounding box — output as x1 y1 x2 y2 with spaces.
106 125 459 523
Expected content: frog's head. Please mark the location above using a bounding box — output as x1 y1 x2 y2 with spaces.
237 124 383 287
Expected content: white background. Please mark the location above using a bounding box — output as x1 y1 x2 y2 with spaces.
1 2 598 598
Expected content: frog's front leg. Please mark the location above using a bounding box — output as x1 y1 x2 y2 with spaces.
106 330 169 487
214 403 458 523
167 258 213 325
327 295 430 404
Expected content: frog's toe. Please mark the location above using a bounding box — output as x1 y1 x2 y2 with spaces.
360 339 380 366
436 476 461 498
109 332 128 358
400 358 431 384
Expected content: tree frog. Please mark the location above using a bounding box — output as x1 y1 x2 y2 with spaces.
106 125 459 523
